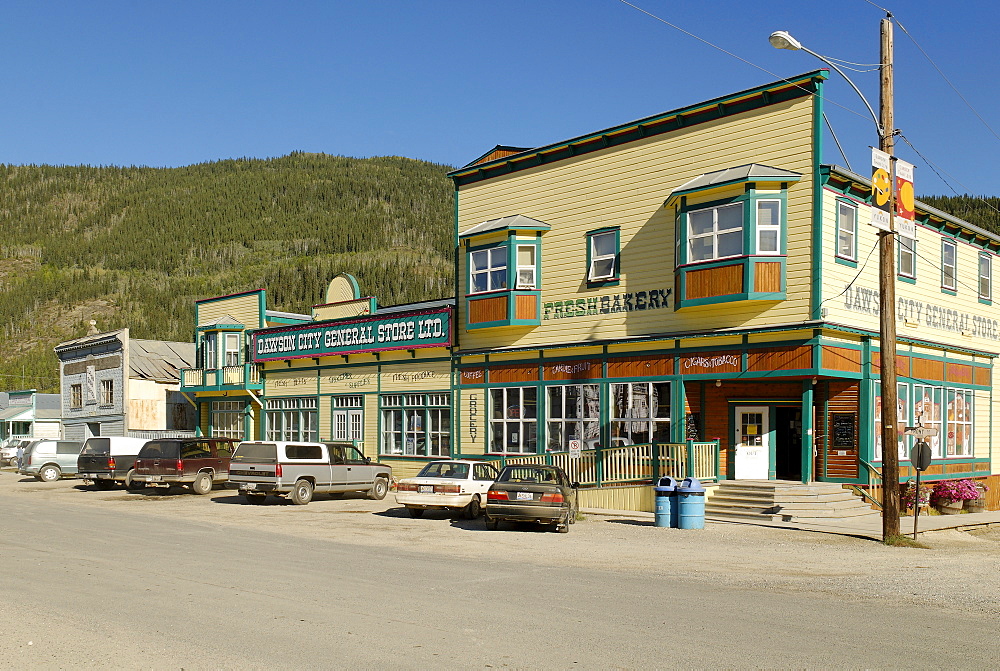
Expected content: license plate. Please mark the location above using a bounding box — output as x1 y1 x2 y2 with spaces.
516 491 534 501
150 476 162 482
419 485 433 494
244 483 257 491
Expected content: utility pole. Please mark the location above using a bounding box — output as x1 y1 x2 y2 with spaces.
878 16 901 539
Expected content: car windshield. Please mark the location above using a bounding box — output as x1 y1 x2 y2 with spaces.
232 442 278 462
417 462 469 479
498 466 559 484
80 438 111 456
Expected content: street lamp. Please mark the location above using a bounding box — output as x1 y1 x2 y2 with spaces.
770 22 901 540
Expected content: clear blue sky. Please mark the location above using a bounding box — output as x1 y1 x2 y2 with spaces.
2 0 996 195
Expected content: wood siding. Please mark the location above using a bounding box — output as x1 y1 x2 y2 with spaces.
198 292 262 330
686 264 742 299
822 346 862 373
468 295 507 324
754 261 782 293
515 294 537 320
820 381 860 479
490 363 539 383
608 355 673 378
456 96 817 350
746 346 811 372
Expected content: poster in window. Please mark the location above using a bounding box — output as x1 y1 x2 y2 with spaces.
685 413 700 441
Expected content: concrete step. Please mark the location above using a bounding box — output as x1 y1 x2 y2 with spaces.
706 480 880 523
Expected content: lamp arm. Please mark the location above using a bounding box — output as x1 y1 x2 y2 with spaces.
800 46 884 140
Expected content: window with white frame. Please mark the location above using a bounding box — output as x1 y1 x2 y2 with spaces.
588 229 619 281
979 253 991 300
224 333 240 367
611 382 671 445
942 239 957 290
203 333 217 369
756 200 781 254
380 394 450 456
899 231 916 278
687 203 743 262
71 384 83 409
515 244 537 289
100 379 114 406
546 384 600 451
836 200 857 261
469 247 507 293
265 397 317 442
490 386 537 453
332 395 364 442
211 400 244 439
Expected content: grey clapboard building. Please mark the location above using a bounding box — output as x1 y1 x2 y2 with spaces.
55 328 196 441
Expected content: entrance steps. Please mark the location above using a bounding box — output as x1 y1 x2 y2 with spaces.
705 480 879 523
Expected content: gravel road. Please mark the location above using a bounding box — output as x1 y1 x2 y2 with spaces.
4 467 998 621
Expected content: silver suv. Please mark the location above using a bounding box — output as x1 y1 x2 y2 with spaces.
228 441 392 505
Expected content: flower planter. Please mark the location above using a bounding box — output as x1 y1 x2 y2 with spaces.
935 499 965 515
965 499 987 514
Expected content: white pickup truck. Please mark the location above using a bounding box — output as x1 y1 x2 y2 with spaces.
228 441 391 505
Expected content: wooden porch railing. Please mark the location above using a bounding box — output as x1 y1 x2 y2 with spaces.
853 460 884 510
496 441 719 488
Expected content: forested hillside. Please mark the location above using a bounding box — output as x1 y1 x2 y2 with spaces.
919 195 1000 235
0 152 455 392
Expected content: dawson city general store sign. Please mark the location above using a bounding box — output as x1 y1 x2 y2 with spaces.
252 307 452 361
843 285 1000 341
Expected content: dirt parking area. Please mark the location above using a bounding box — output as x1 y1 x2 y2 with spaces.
4 468 999 616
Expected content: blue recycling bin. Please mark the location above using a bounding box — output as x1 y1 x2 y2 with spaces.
653 476 678 528
676 477 706 529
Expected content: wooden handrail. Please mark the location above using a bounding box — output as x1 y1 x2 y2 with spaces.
858 460 884 510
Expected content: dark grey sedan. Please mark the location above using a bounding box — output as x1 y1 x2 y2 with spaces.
485 464 578 533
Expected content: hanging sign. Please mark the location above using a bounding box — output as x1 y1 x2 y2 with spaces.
871 148 893 232
895 159 915 221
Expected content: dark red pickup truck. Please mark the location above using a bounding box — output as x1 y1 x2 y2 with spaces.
132 438 239 494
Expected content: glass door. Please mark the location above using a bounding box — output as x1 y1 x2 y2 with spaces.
734 406 770 479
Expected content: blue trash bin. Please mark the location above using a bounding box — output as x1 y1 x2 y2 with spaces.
653 476 678 528
677 477 706 529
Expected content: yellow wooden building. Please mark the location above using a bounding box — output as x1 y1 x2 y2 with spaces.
448 70 999 507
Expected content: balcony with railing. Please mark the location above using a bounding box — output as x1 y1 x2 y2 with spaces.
180 363 263 392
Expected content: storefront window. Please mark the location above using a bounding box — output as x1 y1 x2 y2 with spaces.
546 384 600 451
490 387 537 453
875 382 973 460
380 394 450 457
265 397 317 442
610 382 671 445
211 400 244 439
332 396 363 442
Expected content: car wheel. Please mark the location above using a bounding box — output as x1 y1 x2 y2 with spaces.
486 516 500 531
94 480 115 490
291 479 314 505
408 507 425 518
39 465 61 482
464 496 481 519
192 472 213 496
368 477 388 501
245 493 267 505
125 469 145 491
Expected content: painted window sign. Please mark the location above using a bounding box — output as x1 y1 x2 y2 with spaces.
252 308 451 361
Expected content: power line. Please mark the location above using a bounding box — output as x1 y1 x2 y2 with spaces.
615 0 876 126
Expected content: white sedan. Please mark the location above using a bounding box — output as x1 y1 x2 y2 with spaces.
395 460 499 519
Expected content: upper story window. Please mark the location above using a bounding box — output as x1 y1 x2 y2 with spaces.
204 333 217 369
223 333 240 367
470 247 507 293
688 202 743 262
836 200 857 261
899 231 916 279
100 379 114 406
979 253 992 301
756 200 781 255
71 384 82 409
515 245 537 289
941 239 957 291
587 228 620 282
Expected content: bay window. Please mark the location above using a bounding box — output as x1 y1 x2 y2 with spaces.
688 203 743 262
470 247 507 294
